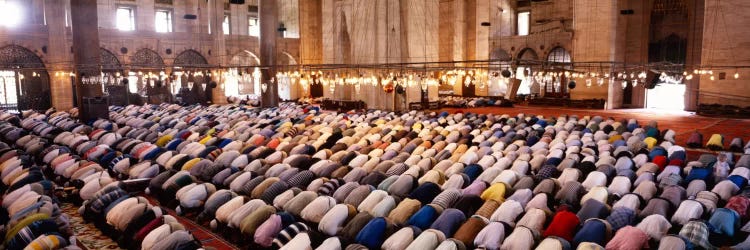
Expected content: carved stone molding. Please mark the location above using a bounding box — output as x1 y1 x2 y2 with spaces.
0 45 45 68
131 48 165 68
174 50 208 67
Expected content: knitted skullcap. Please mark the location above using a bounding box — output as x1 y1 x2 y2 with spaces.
261 181 291 204
287 170 315 188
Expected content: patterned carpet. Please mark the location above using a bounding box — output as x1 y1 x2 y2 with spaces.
61 203 121 250
60 198 239 250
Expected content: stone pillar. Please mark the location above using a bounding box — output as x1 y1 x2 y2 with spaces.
300 0 322 65
475 0 490 61
259 0 279 108
70 0 102 105
209 0 227 104
46 0 74 110
571 0 619 103
684 0 704 111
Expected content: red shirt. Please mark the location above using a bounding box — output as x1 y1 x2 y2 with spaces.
543 207 580 241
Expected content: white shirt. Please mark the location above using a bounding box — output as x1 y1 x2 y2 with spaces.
357 190 388 213
501 226 536 250
613 193 641 212
582 171 608 191
556 168 581 185
142 223 185 250
636 214 672 240
671 200 704 225
318 204 352 236
491 200 524 226
215 196 245 224
228 199 266 228
608 176 632 197
712 180 740 201
517 208 547 233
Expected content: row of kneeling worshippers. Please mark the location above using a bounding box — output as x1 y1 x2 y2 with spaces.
3 102 750 250
1 108 205 250
0 112 80 250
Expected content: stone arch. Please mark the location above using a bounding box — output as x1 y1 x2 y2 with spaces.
229 50 261 66
490 48 511 61
277 51 298 65
517 48 539 61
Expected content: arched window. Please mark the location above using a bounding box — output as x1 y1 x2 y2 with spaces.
547 47 571 63
545 47 572 94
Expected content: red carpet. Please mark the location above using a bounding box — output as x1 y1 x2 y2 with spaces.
143 196 240 250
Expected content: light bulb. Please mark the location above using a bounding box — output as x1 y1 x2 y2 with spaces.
710 75 715 81
734 72 740 79
686 74 693 80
